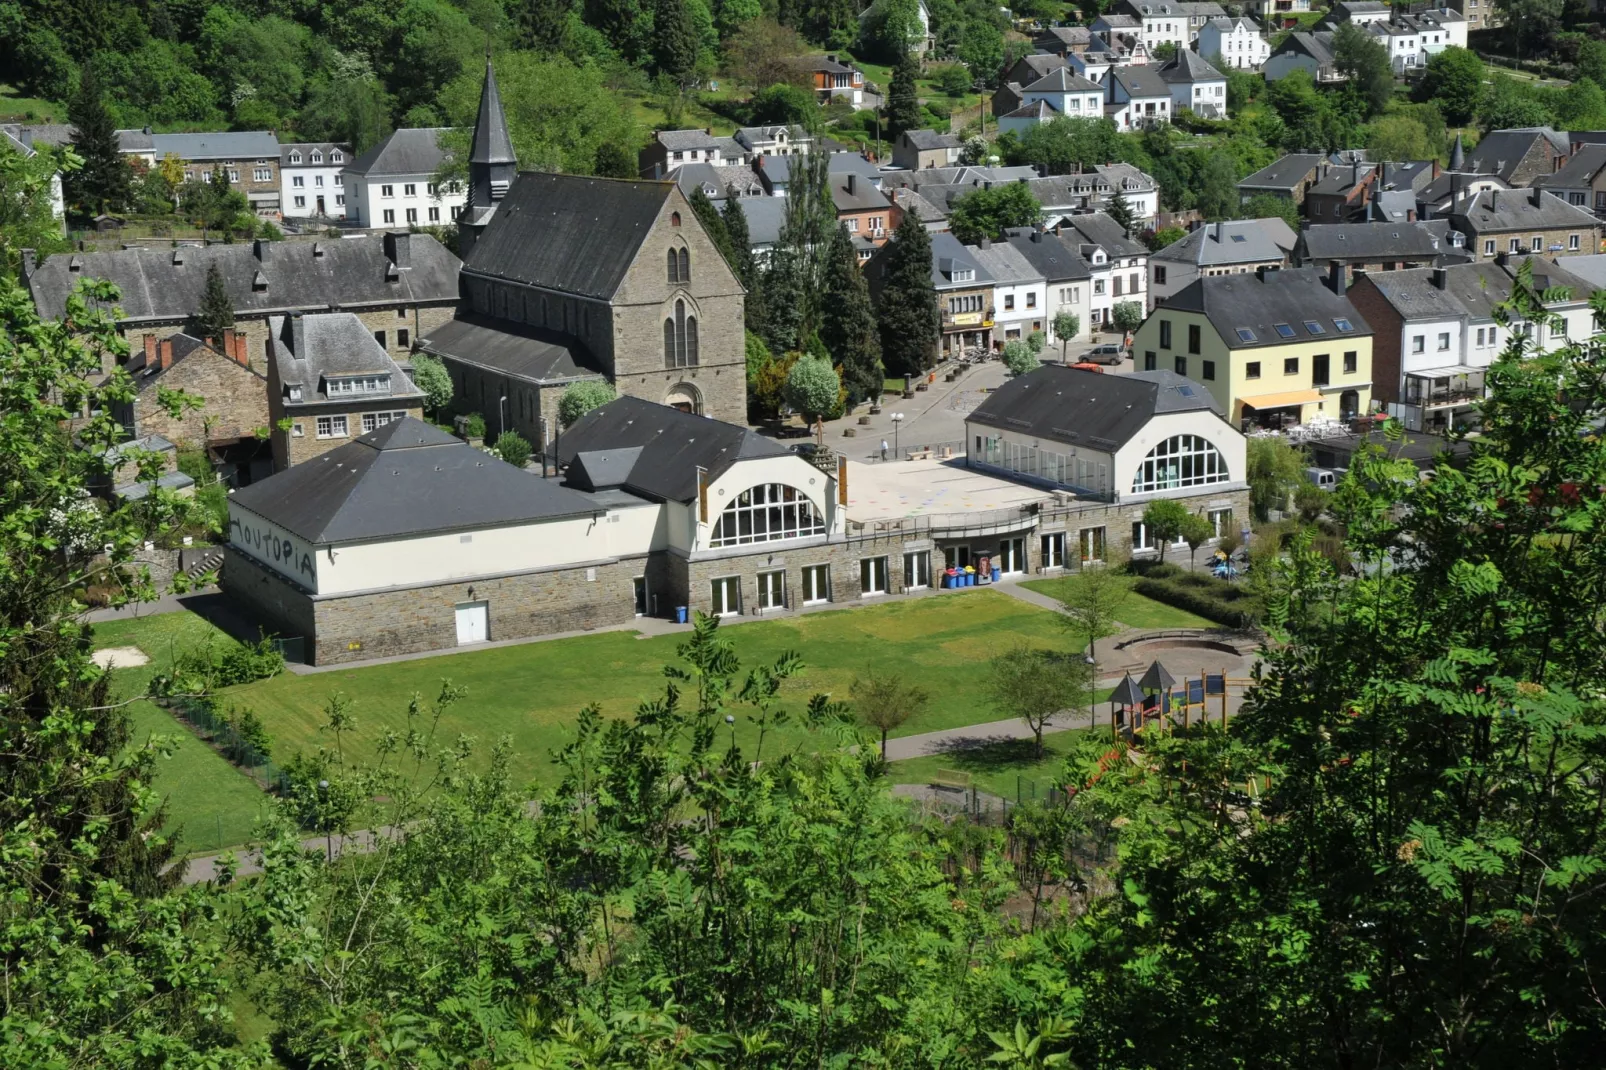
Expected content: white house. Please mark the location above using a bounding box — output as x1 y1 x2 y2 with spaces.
342 128 463 229
969 239 1050 343
1157 50 1227 118
1057 212 1151 324
1114 0 1229 49
1107 66 1174 130
279 142 350 220
998 68 1107 134
1197 16 1269 69
1005 228 1097 346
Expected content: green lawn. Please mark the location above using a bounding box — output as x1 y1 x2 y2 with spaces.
888 728 1100 802
0 83 64 122
1019 575 1218 631
92 612 277 854
95 591 1081 834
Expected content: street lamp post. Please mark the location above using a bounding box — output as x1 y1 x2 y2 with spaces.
498 395 507 441
890 412 904 458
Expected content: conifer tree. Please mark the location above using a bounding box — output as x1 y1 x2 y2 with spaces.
1105 186 1137 238
887 48 922 137
721 190 767 338
196 261 234 344
821 223 883 404
688 188 734 266
874 212 939 377
653 0 700 88
65 65 131 216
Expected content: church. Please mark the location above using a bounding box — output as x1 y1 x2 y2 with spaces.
418 60 749 447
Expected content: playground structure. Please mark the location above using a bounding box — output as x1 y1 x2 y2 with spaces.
1106 659 1251 738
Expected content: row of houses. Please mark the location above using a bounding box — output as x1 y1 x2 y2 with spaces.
1266 3 1468 81
994 50 1229 133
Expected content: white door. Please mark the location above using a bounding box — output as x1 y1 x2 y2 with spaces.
802 564 830 604
710 577 741 617
454 601 488 645
757 570 785 610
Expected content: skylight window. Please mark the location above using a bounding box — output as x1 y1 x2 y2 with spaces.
1334 318 1354 332
1235 327 1257 342
1274 323 1296 338
1230 234 1247 243
1303 320 1325 335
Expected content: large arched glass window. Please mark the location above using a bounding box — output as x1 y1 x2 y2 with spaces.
678 247 690 283
710 484 826 547
1131 435 1229 493
664 300 698 368
667 247 680 283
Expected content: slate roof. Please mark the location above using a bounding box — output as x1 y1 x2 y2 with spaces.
1536 143 1606 189
1002 100 1060 122
127 332 265 393
1446 188 1599 234
28 234 460 323
116 128 155 154
927 231 993 288
416 313 604 385
151 131 279 160
470 61 516 166
1160 267 1374 350
1152 218 1298 266
1158 50 1224 84
15 123 75 147
675 162 764 200
1022 67 1103 94
878 165 1041 190
233 417 599 545
1011 53 1071 82
891 187 947 224
968 240 1041 287
828 151 883 184
1203 15 1260 33
1272 31 1337 66
831 171 893 212
968 364 1220 453
1357 261 1517 323
1546 252 1606 291
1122 0 1227 15
1463 127 1568 184
735 125 809 149
1369 189 1419 222
1036 26 1092 46
463 173 673 299
1057 211 1147 257
792 54 855 74
1299 219 1459 261
738 195 788 247
902 128 963 150
1238 153 1326 193
280 142 349 166
555 395 790 502
269 312 424 404
656 128 723 152
345 128 454 177
1004 230 1093 282
1113 65 1170 99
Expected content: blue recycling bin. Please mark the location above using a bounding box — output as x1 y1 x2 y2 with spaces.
991 567 1001 582
675 606 688 624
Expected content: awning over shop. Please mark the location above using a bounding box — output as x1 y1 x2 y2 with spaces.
1242 389 1323 410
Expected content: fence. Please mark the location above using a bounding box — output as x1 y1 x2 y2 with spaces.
861 438 968 464
162 693 292 794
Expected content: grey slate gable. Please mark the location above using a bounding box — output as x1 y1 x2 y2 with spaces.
462 173 674 300
232 416 600 545
1004 230 1094 283
28 235 460 324
269 312 425 404
1298 219 1459 261
1161 267 1374 350
968 365 1218 452
346 128 454 178
555 396 789 502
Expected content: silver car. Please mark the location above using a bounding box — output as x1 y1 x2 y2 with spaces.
1084 344 1126 365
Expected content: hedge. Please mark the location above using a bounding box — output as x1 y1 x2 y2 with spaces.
1130 562 1262 629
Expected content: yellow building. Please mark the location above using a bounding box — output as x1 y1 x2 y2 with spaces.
1131 266 1375 430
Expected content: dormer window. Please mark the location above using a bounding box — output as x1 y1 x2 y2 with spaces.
288 385 304 402
325 375 392 396
312 151 323 163
289 153 302 164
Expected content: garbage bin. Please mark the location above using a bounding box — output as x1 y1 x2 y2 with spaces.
991 567 1002 582
675 606 688 624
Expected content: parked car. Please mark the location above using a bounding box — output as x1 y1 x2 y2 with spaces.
1084 344 1126 365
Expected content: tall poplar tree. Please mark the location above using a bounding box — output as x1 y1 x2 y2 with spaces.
820 223 883 404
653 0 700 87
64 64 131 216
874 212 939 377
887 48 922 137
720 190 767 338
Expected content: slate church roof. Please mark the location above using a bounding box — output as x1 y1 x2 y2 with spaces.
232 417 600 545
555 395 789 502
461 173 678 300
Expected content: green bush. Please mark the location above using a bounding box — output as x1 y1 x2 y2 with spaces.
1130 561 1262 629
492 430 533 469
463 412 487 438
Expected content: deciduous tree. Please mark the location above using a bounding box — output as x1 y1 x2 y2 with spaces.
1417 46 1483 127
850 671 930 757
558 379 616 425
986 643 1091 755
947 182 1041 243
1141 497 1190 561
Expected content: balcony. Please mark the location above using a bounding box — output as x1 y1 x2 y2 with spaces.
1404 368 1486 410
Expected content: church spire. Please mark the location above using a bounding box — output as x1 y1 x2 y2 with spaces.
1449 131 1465 172
460 53 518 262
470 55 516 168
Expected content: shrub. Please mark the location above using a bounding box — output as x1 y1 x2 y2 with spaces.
492 430 533 469
1001 339 1039 375
160 634 286 696
1130 561 1263 629
558 380 617 427
463 412 487 439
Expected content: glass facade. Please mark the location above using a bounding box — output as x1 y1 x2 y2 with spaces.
709 484 825 548
1130 435 1230 494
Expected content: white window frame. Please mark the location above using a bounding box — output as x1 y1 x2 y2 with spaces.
801 564 830 604
315 415 348 439
710 576 742 617
860 556 889 596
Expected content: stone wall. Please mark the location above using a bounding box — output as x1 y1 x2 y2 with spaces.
270 400 425 469
128 344 270 446
220 547 318 646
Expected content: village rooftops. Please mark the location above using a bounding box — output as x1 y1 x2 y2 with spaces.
150 130 279 160
1152 218 1298 267
1022 67 1104 94
901 128 964 150
1238 153 1327 194
416 313 604 386
1446 187 1600 233
231 418 599 545
1298 219 1462 261
653 128 725 152
969 365 1222 452
269 312 424 405
1004 229 1094 282
345 128 454 177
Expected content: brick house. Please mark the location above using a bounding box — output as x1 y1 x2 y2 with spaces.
27 232 461 375
1534 143 1606 218
151 131 283 216
1463 127 1568 188
266 311 426 470
792 54 866 105
116 328 273 483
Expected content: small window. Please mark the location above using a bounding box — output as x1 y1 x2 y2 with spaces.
1483 240 1495 255
291 422 304 437
1144 351 1157 370
374 330 386 348
383 209 395 224
382 184 394 197
397 328 409 348
1230 234 1246 243
1274 323 1296 338
1343 351 1357 374
1174 355 1187 376
1333 317 1354 332
1235 327 1256 342
1246 361 1261 379
1283 357 1299 375
1202 359 1215 380
671 211 682 226
1159 320 1172 347
1187 323 1201 354
1570 234 1582 250
1531 236 1543 252
404 183 417 197
1437 332 1450 350
1303 320 1325 336
1412 335 1425 353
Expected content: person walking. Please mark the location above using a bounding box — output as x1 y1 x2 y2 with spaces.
880 438 889 461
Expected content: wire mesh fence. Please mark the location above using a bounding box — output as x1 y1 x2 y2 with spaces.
161 694 291 794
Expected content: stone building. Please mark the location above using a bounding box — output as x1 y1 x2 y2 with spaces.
150 131 283 216
114 329 273 484
265 311 425 470
26 232 460 374
1445 187 1602 259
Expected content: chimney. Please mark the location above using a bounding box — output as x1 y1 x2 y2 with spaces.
979 237 992 249
221 327 235 360
1327 260 1345 294
1531 186 1543 208
1495 250 1509 267
144 333 157 366
234 331 249 366
384 231 412 269
289 311 307 359
1214 220 1223 241
1490 189 1499 212
253 237 270 260
158 339 173 371
1256 265 1274 282
20 248 36 282
1432 267 1447 290
847 172 856 195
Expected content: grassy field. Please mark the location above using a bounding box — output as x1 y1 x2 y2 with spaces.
1019 575 1217 631
0 83 64 122
888 728 1099 801
92 612 278 854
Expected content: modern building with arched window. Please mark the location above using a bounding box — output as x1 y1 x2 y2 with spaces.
966 364 1249 558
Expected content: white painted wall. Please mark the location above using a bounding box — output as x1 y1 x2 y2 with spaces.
282 161 348 219
1197 24 1268 69
693 454 844 552
345 174 465 228
228 506 322 591
1115 408 1248 503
